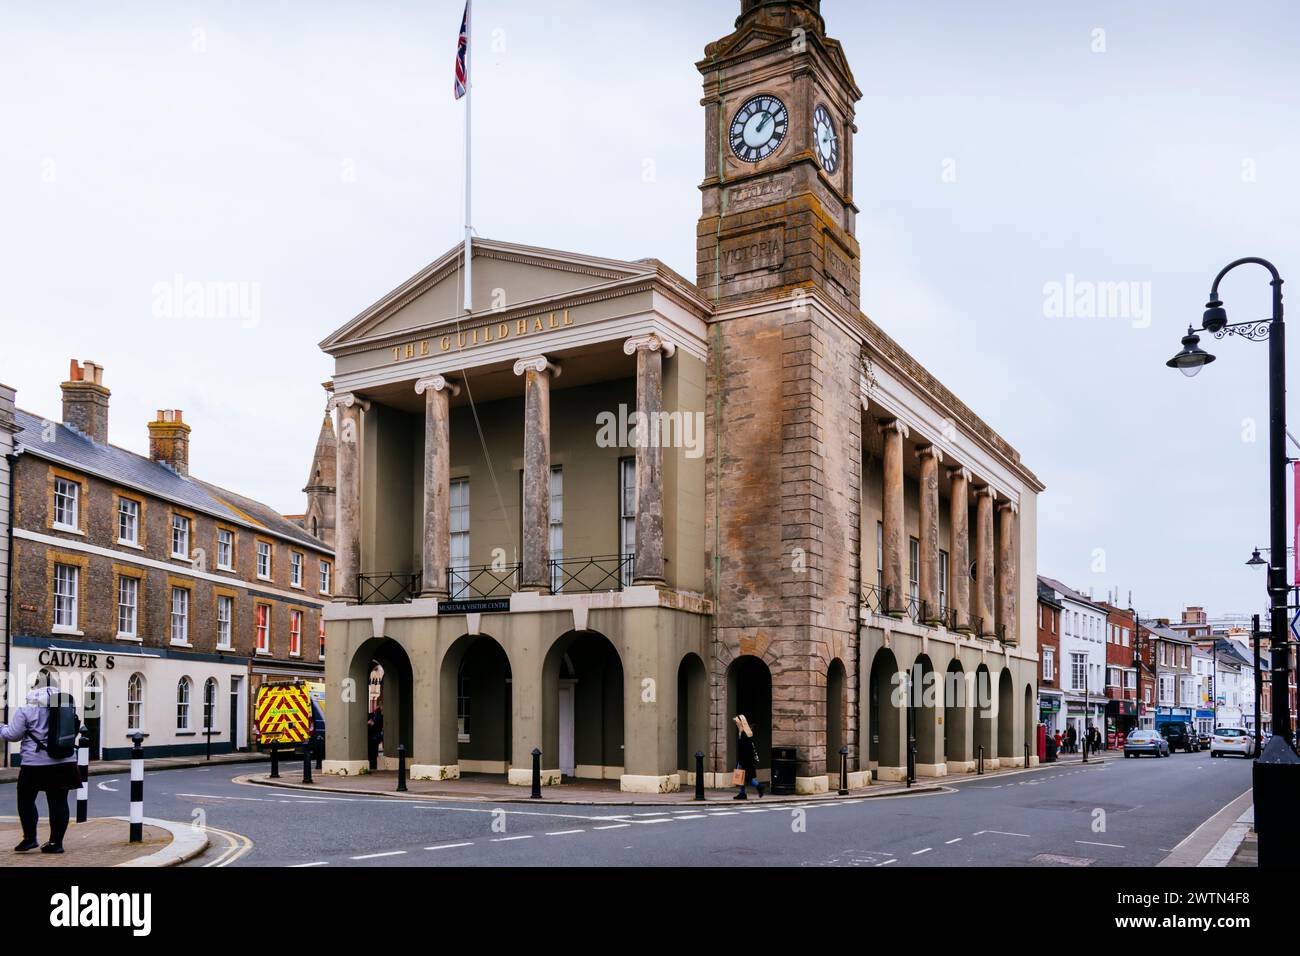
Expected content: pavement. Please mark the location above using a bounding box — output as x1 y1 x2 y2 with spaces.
0 751 267 785
246 750 1117 805
0 816 185 867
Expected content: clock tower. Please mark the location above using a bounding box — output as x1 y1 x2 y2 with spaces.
697 0 862 313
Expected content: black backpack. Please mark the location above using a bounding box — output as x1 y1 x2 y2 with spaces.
27 691 80 760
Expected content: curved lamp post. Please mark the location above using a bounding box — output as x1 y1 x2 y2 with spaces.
1168 256 1299 868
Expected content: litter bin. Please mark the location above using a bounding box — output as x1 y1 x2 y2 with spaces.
771 746 797 795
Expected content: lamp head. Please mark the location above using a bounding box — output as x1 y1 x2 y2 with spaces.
1166 326 1215 377
1202 297 1228 335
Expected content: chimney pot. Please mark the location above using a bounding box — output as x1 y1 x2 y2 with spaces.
148 408 191 476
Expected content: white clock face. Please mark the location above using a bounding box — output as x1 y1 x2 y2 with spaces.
814 104 839 173
730 94 788 163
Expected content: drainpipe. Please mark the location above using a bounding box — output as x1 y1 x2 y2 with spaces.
4 452 17 768
708 55 726 782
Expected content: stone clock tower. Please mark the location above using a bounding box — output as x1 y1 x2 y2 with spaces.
697 0 862 313
701 0 867 791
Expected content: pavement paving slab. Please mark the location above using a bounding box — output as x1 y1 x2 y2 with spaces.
0 817 170 867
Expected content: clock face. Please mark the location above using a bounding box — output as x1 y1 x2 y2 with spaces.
813 104 839 173
729 94 788 164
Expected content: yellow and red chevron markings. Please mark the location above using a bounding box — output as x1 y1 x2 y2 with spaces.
255 683 311 745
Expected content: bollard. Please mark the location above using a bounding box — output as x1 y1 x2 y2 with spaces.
1025 742 1030 769
978 745 984 775
270 743 280 779
694 751 705 801
396 744 407 792
129 732 144 844
302 738 314 784
838 745 849 796
75 724 90 824
530 747 542 799
315 733 323 771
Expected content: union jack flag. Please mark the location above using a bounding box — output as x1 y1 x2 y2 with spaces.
453 2 469 100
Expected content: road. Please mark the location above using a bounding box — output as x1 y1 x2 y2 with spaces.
0 750 1252 867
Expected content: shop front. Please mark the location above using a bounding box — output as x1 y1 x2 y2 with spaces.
1038 691 1063 737
1105 698 1138 748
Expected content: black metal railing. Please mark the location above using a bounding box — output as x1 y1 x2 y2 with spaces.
358 571 422 605
448 563 521 600
861 584 892 615
550 554 635 594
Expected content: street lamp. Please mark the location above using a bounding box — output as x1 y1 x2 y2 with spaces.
1169 256 1300 868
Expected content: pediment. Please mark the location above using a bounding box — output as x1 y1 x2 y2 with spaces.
321 239 654 351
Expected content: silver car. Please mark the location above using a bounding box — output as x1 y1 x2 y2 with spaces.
1124 729 1170 758
1210 727 1254 758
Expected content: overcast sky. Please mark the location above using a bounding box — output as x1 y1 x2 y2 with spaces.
3 0 1297 621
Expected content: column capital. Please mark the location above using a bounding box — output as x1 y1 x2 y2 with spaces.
974 483 997 499
947 465 971 483
623 333 676 358
328 392 370 412
415 374 461 397
879 417 910 439
916 443 944 464
512 355 562 379
997 499 1019 515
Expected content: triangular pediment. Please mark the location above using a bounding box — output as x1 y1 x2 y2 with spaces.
320 238 655 351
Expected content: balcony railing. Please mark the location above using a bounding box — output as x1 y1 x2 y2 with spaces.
550 554 635 594
449 563 521 600
358 571 422 606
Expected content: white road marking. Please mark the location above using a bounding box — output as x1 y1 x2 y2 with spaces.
673 814 707 820
350 850 406 860
491 835 533 842
425 842 474 851
945 838 963 844
593 824 630 831
912 847 932 856
290 861 329 867
1076 840 1125 849
97 780 119 792
709 811 739 816
973 830 1031 838
637 818 671 824
878 858 897 866
546 829 584 836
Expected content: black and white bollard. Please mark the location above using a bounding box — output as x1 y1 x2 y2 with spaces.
129 732 144 843
75 724 90 824
694 751 705 801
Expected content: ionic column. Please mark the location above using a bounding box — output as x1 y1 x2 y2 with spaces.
880 419 908 615
329 392 369 604
514 355 561 592
415 375 460 599
624 333 675 585
974 485 996 636
947 467 971 631
997 500 1018 642
917 444 943 624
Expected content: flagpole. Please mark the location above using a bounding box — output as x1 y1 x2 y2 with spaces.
463 0 473 314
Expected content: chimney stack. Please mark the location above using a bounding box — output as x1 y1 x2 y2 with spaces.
148 409 191 476
61 360 110 444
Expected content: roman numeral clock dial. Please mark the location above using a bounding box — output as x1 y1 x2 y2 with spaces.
814 104 839 173
729 94 788 163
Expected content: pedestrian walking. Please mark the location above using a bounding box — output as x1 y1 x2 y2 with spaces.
732 714 764 800
367 703 384 770
1 686 83 854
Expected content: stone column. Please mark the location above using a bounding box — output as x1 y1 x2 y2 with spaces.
974 485 996 636
329 392 369 604
917 444 942 624
947 467 971 631
880 419 908 614
624 334 675 585
415 375 460 599
997 501 1018 643
513 355 561 592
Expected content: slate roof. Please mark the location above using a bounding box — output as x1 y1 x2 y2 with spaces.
14 408 330 553
1037 576 1104 610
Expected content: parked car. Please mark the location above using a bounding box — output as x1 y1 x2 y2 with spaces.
1124 729 1170 758
1210 727 1254 758
1197 729 1213 750
1157 721 1198 753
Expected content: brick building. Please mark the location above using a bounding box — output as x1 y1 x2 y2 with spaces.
4 361 333 761
1036 581 1062 736
318 0 1043 794
1142 618 1196 730
1096 601 1138 743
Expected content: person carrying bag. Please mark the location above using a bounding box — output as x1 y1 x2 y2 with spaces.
1 685 83 854
732 714 764 800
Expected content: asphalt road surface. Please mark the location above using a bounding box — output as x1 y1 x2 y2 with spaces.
0 750 1252 867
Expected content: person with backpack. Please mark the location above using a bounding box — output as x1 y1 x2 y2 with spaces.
1 684 82 853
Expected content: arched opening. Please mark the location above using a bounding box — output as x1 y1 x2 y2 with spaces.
998 668 1015 758
912 655 938 766
974 663 994 763
725 656 772 776
347 638 414 766
1024 683 1036 763
826 659 847 776
84 671 103 760
440 634 512 775
869 647 902 772
677 653 709 775
543 631 623 781
944 660 969 766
